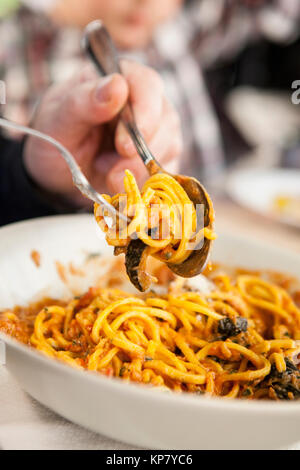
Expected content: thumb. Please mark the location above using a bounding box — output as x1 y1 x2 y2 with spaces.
62 73 128 131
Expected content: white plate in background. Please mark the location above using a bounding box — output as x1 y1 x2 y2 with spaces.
1 215 300 450
227 168 300 229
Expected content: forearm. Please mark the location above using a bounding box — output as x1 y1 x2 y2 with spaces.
0 135 59 226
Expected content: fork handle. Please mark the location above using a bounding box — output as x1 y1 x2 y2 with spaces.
82 20 160 171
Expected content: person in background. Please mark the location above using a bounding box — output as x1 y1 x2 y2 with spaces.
1 0 299 186
0 61 182 226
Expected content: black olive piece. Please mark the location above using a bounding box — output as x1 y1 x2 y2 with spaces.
217 316 248 340
258 357 300 400
125 239 151 292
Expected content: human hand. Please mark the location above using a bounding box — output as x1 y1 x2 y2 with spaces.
24 61 182 207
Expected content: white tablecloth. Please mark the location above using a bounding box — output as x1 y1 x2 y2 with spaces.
1 365 300 450
0 366 137 450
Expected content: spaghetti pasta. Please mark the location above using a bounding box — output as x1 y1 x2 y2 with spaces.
2 265 300 400
94 170 216 290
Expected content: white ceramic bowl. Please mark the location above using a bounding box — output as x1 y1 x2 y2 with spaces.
1 214 300 450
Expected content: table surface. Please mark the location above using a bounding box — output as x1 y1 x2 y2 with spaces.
215 198 300 253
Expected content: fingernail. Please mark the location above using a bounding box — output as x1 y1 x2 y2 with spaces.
95 76 114 103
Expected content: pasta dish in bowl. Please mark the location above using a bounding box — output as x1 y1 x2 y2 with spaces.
2 261 300 400
2 215 300 449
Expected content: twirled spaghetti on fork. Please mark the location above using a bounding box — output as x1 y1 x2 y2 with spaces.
94 170 216 291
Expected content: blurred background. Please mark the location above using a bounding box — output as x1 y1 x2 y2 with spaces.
1 0 300 245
